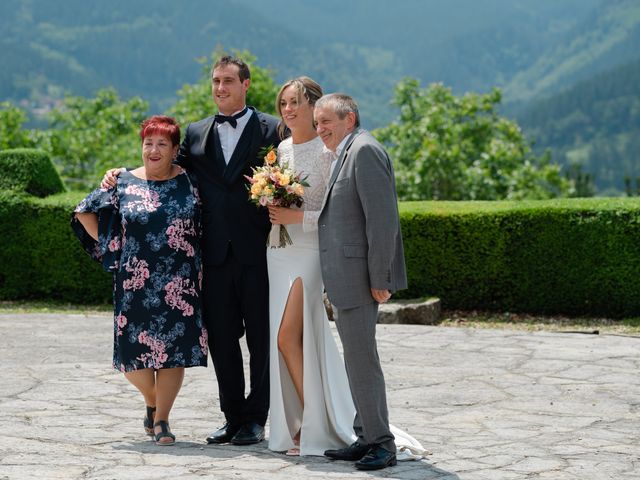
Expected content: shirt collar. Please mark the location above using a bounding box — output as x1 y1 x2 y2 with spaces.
335 135 350 158
217 106 249 118
232 106 249 118
323 133 352 158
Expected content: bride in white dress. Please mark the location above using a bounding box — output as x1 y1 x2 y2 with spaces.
266 77 426 460
267 77 354 456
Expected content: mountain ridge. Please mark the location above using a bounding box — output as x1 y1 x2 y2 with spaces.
2 0 639 193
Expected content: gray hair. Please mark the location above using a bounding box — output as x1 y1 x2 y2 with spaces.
315 93 360 128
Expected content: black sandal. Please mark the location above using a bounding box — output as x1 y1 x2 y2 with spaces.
154 420 176 446
143 406 156 436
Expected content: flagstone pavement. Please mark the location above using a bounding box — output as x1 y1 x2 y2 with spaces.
1 313 638 479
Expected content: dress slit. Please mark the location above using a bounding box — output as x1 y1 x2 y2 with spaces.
268 223 357 455
275 276 304 442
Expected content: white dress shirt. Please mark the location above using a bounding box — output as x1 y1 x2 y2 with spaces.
327 133 352 177
216 106 252 164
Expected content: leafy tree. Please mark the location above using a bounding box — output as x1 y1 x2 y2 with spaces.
43 88 148 190
624 175 640 197
0 102 35 150
29 49 279 191
168 49 280 128
375 79 572 200
565 163 596 197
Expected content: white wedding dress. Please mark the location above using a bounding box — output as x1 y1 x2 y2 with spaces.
267 136 427 460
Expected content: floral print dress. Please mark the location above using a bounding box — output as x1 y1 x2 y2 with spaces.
72 169 208 372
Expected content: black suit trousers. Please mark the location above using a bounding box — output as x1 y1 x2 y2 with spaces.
202 244 270 426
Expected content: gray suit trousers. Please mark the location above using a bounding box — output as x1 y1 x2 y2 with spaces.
334 301 396 452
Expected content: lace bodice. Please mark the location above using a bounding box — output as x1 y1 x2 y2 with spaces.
277 136 331 232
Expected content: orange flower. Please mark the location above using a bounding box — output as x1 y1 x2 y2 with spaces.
265 150 277 165
250 183 263 196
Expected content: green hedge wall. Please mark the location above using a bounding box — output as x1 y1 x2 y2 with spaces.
0 148 66 197
0 148 108 302
0 190 111 303
399 199 640 317
1 185 639 317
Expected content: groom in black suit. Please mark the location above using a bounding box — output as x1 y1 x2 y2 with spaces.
176 56 280 445
102 56 279 444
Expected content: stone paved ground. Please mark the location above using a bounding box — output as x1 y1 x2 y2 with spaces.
1 313 639 479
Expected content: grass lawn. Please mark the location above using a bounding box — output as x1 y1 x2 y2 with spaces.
1 300 638 335
0 300 111 314
440 310 640 335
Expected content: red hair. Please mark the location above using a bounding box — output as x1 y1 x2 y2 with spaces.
139 115 180 146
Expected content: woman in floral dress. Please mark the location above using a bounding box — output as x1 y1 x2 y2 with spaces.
72 115 207 446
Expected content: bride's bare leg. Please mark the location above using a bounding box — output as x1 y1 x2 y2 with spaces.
277 277 304 406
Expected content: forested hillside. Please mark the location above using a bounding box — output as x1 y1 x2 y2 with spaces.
0 0 305 112
0 0 607 126
0 0 406 125
504 0 640 104
1 0 639 194
518 59 640 193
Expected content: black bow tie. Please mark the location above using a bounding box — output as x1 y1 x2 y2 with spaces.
215 107 248 128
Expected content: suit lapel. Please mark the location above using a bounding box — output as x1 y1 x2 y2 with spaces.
323 129 360 204
210 127 226 176
199 116 230 179
201 116 216 162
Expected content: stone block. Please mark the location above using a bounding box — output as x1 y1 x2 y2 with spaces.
377 298 441 325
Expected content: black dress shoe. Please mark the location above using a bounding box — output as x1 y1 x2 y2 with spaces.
230 422 265 445
355 445 397 470
206 422 241 444
324 441 370 461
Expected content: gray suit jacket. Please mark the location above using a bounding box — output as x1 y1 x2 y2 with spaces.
318 128 407 310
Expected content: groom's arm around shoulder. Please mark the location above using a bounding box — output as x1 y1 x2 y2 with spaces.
352 132 404 291
176 116 215 169
176 124 193 169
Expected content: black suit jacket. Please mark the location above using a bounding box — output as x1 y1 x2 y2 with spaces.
177 108 281 266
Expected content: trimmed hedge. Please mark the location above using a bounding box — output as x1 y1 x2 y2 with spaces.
1 188 639 317
0 190 111 303
0 149 66 197
399 199 640 317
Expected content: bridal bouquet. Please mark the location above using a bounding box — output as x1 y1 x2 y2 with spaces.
245 146 309 248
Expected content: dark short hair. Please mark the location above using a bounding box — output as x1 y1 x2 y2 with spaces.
212 55 251 82
139 115 181 146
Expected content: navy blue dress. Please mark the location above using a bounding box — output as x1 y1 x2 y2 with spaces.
72 170 208 372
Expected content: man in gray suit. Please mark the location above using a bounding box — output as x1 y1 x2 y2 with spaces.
314 93 407 471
